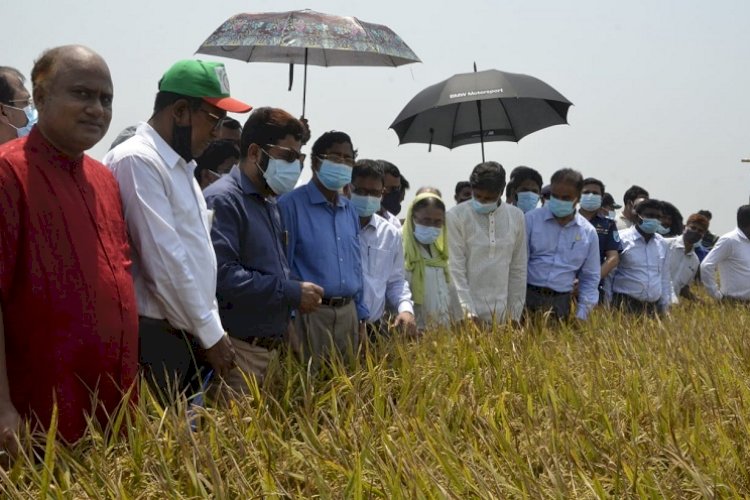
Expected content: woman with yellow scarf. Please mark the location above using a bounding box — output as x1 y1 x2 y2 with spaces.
403 193 462 330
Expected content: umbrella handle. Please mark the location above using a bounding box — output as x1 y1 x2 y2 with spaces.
288 63 294 91
428 128 434 152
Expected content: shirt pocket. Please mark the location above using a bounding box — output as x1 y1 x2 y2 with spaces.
365 246 391 278
562 231 590 269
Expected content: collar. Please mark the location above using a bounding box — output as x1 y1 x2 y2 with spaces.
737 227 750 241
305 180 345 207
231 163 263 197
136 122 193 171
27 127 84 170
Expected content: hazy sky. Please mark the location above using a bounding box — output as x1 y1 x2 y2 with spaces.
5 0 749 232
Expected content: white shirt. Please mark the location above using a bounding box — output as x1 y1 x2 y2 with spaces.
446 201 527 321
615 210 633 231
700 228 750 300
665 236 700 301
381 210 402 229
359 213 414 321
104 122 224 349
609 227 671 308
405 246 462 329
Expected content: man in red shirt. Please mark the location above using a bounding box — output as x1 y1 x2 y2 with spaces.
0 45 138 456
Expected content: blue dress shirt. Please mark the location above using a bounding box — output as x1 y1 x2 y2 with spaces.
279 181 368 320
204 166 301 340
525 206 601 319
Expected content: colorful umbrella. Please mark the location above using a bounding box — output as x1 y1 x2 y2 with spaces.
197 10 421 116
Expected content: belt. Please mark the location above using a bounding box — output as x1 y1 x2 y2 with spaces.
249 336 285 350
613 292 658 305
527 284 568 296
321 296 353 307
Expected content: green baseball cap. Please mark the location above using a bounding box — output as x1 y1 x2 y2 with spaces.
159 59 251 113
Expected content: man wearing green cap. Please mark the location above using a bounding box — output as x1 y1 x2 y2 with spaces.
105 59 252 399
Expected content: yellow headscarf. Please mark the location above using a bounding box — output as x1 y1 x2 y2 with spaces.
403 193 450 305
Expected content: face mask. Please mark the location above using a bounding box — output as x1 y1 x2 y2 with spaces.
172 118 193 162
516 191 540 213
580 193 602 211
350 193 382 218
413 224 441 244
656 224 669 235
548 196 576 218
608 210 616 220
316 159 352 191
4 104 37 138
471 197 499 215
638 217 661 234
683 229 702 244
381 189 402 216
259 156 302 195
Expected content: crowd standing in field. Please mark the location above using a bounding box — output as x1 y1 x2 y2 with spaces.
1 45 749 459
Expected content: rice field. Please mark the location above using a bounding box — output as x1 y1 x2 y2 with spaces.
3 300 750 498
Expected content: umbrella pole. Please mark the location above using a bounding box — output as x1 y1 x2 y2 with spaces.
476 100 485 162
302 48 308 118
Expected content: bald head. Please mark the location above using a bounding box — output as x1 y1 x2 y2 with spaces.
31 45 113 157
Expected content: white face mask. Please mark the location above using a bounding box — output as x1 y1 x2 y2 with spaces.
259 157 302 195
3 103 37 138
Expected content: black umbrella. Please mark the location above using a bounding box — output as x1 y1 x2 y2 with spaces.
390 67 572 161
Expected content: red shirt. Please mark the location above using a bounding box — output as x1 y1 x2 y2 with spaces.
0 128 138 442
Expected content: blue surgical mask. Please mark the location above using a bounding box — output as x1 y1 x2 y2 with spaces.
656 223 669 235
317 159 352 191
638 217 661 234
413 223 441 244
607 210 616 220
471 197 499 215
580 193 602 211
350 193 381 218
259 157 302 195
548 196 576 218
5 104 37 138
516 191 540 213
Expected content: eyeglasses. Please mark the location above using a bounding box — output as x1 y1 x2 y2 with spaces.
352 186 384 198
263 144 306 164
197 107 225 130
6 97 32 108
316 152 357 167
382 185 402 195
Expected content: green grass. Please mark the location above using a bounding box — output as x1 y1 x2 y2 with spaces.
3 301 750 498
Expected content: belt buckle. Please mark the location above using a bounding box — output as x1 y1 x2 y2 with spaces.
329 296 344 307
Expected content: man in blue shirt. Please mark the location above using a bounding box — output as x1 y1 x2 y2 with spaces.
279 131 368 369
204 107 324 399
525 168 601 321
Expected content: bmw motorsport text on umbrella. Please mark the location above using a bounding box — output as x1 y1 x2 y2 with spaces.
390 68 572 161
197 10 421 116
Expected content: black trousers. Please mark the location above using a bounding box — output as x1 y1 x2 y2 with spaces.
139 316 207 401
611 293 660 315
525 286 572 320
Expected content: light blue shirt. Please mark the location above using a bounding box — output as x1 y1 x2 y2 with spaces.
525 206 601 319
359 213 414 321
278 181 368 320
609 226 672 309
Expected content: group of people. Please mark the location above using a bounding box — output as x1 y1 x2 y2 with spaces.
1 45 749 458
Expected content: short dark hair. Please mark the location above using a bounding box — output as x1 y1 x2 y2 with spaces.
737 205 750 228
550 168 584 192
401 175 410 191
221 117 241 130
470 161 506 193
378 160 401 179
623 185 649 205
352 159 384 184
240 107 303 159
509 166 543 190
0 67 24 104
312 131 353 158
660 201 684 236
31 48 61 94
153 90 203 115
413 196 445 213
454 181 470 197
634 198 663 216
602 192 617 208
698 209 713 220
582 177 606 194
195 139 240 181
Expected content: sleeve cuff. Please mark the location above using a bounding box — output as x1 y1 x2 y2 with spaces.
397 300 414 315
194 311 226 349
283 279 302 308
